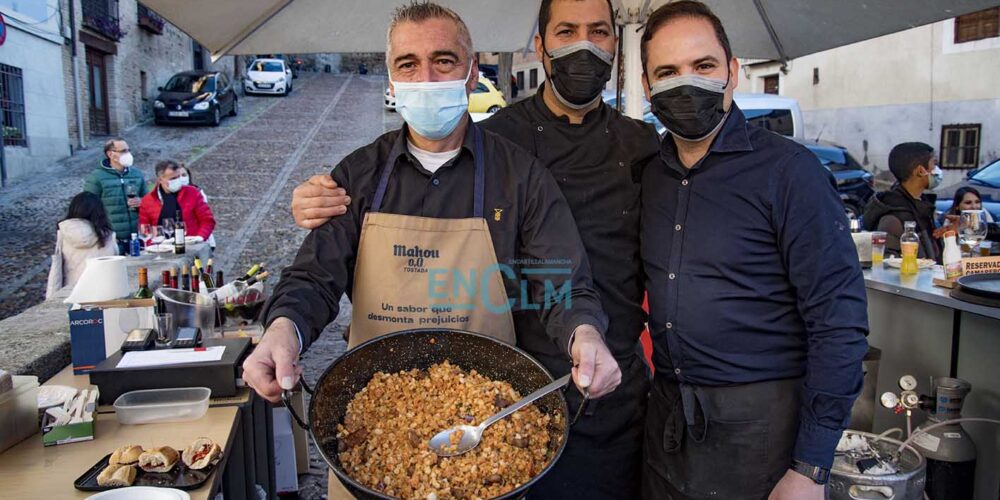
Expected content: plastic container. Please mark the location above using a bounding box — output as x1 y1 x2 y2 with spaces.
113 387 211 425
0 375 40 452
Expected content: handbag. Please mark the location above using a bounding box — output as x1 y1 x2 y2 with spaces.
45 230 64 300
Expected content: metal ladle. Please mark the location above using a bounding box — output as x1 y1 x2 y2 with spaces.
429 373 572 457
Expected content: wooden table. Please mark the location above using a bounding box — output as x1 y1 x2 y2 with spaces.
0 408 238 499
0 365 275 499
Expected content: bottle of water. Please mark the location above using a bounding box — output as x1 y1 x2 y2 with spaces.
129 233 141 257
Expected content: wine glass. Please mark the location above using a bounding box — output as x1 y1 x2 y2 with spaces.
151 225 166 260
138 224 152 252
162 219 175 243
960 210 988 256
155 312 175 346
125 184 139 211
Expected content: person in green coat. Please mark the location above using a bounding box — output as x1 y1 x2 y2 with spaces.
83 138 148 254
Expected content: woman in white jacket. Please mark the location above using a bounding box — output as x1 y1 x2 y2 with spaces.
46 192 118 299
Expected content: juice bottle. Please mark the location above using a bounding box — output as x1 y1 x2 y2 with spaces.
942 231 962 280
900 221 920 275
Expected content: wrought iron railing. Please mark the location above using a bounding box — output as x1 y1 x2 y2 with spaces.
82 0 125 40
0 64 27 147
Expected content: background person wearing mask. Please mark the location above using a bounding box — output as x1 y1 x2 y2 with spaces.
862 142 943 262
139 160 216 240
83 138 147 254
287 1 659 497
177 165 217 251
936 186 1000 245
46 192 118 299
639 2 868 498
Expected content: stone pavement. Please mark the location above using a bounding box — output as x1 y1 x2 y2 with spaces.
0 72 403 499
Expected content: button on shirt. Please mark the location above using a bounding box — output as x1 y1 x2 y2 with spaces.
482 84 659 365
641 105 869 469
262 123 607 355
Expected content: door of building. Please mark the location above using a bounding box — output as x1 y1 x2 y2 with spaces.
86 47 110 135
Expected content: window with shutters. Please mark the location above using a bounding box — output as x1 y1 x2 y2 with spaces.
763 75 779 95
1 64 27 147
940 124 981 169
955 7 999 44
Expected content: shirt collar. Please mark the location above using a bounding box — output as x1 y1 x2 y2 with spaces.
658 104 753 176
530 83 608 125
390 122 477 174
101 158 129 176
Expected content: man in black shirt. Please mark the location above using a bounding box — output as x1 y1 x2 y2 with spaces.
290 1 659 498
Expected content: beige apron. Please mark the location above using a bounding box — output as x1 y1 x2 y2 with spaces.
329 126 515 498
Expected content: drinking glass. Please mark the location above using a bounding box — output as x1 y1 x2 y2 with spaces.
960 210 988 256
162 219 175 243
138 224 152 251
151 225 166 260
126 184 138 210
871 231 887 265
155 312 175 346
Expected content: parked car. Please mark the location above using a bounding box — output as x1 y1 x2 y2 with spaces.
935 158 1000 221
154 70 238 126
794 139 875 218
469 75 506 113
245 58 294 96
384 87 396 111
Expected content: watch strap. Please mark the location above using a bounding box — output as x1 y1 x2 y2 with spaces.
791 460 830 485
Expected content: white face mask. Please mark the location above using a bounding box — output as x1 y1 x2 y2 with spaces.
390 62 472 140
167 178 184 193
179 175 191 187
928 166 943 190
118 152 134 168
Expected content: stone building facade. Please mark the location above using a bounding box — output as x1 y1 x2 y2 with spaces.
61 0 236 147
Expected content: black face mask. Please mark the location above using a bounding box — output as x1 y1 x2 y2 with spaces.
649 74 730 141
545 41 614 109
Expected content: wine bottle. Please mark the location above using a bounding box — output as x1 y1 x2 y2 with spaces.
244 271 269 287
174 210 186 255
215 270 224 289
181 264 191 291
169 267 179 289
194 258 214 289
191 270 200 293
237 263 263 282
133 267 153 299
161 270 170 290
205 258 214 277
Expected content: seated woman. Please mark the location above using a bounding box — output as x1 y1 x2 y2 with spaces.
139 159 216 242
177 164 216 252
937 186 1000 244
46 192 118 299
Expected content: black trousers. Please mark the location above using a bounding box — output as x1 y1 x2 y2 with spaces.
528 352 651 500
642 376 803 500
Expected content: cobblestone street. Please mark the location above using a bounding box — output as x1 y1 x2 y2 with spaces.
0 72 402 498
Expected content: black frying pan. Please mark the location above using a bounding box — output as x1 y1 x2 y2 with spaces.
956 272 1000 299
282 329 570 500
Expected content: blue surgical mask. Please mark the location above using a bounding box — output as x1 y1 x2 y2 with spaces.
390 63 472 140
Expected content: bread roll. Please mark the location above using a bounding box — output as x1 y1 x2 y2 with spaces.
182 437 222 470
108 444 143 465
96 464 136 487
138 445 180 473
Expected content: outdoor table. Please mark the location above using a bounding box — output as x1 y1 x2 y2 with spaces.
863 264 1000 497
0 364 275 499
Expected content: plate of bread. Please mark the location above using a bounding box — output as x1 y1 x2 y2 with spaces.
75 439 223 491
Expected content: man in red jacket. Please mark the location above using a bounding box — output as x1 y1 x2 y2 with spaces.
139 160 216 240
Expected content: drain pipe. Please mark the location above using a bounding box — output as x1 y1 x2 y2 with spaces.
69 0 85 150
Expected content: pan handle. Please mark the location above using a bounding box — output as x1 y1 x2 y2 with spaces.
281 374 312 431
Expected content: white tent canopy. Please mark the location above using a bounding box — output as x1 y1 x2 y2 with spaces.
141 0 1000 62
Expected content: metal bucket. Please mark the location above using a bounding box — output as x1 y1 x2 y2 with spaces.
829 430 927 500
154 288 218 338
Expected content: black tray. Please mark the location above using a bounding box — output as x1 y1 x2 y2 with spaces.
956 273 1000 299
74 452 216 492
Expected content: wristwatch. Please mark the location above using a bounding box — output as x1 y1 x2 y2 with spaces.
791 460 830 485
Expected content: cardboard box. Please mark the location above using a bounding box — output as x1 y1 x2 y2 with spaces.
41 413 95 446
272 408 299 494
69 299 155 374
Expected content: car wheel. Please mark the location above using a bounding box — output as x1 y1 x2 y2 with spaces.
211 107 221 127
229 97 239 116
487 105 501 113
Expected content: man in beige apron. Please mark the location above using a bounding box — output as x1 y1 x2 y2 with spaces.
244 3 622 498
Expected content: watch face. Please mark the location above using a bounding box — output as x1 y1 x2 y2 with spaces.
880 392 899 409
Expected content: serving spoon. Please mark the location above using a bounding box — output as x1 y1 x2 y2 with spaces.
428 374 572 457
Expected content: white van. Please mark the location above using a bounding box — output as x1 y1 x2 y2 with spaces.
733 92 804 140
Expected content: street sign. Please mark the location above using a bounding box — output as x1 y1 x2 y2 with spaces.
0 12 6 47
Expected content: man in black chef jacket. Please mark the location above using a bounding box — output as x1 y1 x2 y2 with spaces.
290 1 660 498
244 2 621 423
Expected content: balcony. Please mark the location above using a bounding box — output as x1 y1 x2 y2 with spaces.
137 4 164 35
82 0 125 41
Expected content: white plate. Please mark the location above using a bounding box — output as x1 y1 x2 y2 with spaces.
37 385 77 409
87 487 190 500
883 257 935 269
145 243 173 253
163 236 203 245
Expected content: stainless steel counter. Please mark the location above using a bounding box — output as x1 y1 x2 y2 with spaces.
864 265 1000 320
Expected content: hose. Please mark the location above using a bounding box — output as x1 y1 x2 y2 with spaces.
878 428 903 440
898 417 1000 453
